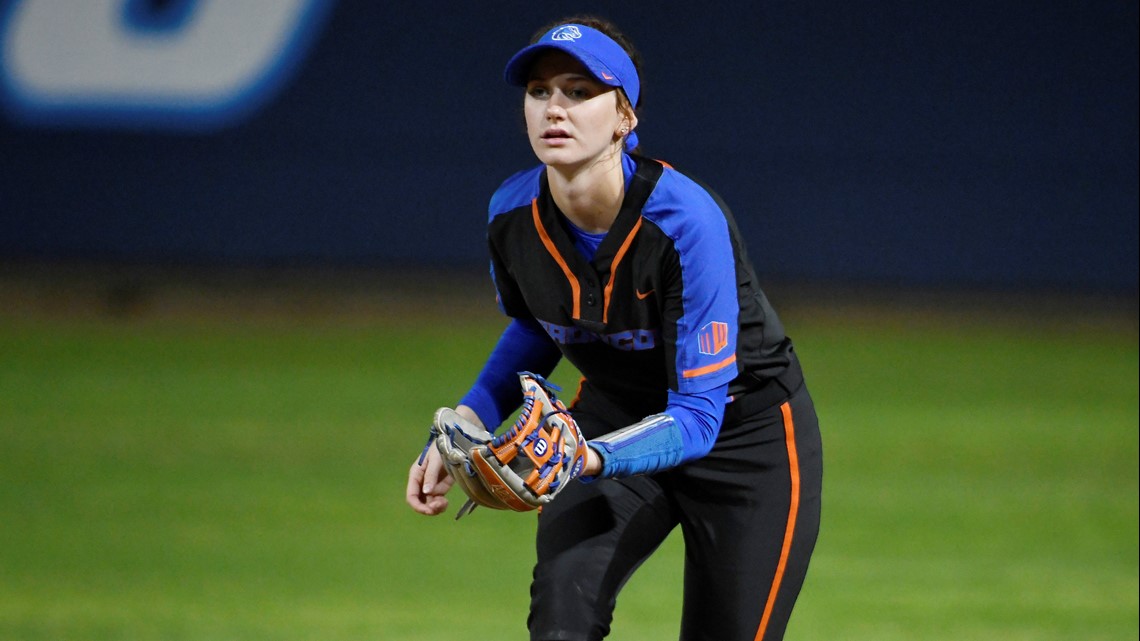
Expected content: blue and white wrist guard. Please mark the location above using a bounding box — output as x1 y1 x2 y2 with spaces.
588 413 684 479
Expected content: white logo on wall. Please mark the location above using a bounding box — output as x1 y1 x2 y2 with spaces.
0 0 335 130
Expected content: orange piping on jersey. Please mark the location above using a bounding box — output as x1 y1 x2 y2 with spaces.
532 199 581 319
655 158 674 169
602 216 643 323
681 353 736 378
754 401 801 641
570 376 586 409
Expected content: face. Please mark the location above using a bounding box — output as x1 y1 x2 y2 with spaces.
524 50 635 171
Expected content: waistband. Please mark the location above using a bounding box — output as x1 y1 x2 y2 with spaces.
725 355 804 419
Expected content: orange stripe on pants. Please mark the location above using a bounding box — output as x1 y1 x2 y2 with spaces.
755 401 800 641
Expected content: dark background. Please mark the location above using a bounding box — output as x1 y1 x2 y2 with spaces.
2 0 1137 295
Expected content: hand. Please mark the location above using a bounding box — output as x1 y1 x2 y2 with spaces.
405 405 485 516
406 443 454 516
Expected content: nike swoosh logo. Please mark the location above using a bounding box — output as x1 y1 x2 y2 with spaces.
601 72 615 80
635 289 654 300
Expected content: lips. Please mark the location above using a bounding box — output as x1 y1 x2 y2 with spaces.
541 129 571 140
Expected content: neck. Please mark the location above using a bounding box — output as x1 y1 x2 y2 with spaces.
546 149 625 233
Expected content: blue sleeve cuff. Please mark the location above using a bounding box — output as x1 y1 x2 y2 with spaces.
584 383 728 479
662 383 727 464
456 385 500 432
588 414 684 479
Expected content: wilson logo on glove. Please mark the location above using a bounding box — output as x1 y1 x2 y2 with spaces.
428 372 587 519
532 438 549 457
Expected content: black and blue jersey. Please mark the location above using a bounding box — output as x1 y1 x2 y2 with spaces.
486 153 795 421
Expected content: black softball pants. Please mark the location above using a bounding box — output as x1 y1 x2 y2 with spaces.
528 380 824 641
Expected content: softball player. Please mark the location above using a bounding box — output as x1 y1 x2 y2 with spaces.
407 15 823 641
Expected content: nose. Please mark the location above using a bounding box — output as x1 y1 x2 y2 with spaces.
545 90 570 120
545 102 566 122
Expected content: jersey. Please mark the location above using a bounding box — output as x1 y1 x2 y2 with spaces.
487 153 794 420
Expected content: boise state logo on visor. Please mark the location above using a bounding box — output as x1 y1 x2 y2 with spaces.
503 23 640 108
551 25 582 41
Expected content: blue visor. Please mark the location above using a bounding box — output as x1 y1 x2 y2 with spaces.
503 24 640 108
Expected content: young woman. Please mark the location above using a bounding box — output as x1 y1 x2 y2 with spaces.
407 16 823 641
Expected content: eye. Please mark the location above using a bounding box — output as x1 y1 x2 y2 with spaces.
526 84 550 99
566 86 592 100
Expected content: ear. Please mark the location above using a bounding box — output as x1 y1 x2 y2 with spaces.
617 112 638 137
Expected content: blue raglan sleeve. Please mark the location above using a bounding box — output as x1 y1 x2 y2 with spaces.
650 170 741 395
458 317 562 430
588 167 742 478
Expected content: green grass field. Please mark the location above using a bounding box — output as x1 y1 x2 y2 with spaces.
1 279 1136 641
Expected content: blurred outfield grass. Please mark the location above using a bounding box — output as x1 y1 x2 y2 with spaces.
0 266 1137 641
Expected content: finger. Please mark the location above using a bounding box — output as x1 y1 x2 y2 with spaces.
422 447 445 494
406 459 435 514
406 466 426 510
433 472 455 495
425 494 449 515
